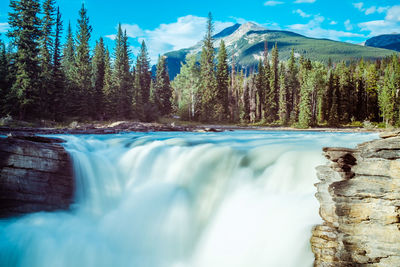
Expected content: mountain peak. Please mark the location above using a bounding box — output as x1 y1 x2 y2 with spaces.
236 22 266 34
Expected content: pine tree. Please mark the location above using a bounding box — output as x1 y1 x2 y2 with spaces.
114 26 132 119
153 55 172 116
62 21 76 116
102 48 114 119
322 69 334 123
298 69 312 128
134 40 151 120
263 56 272 122
51 6 64 121
365 63 379 121
92 37 106 120
241 76 250 122
287 48 299 123
216 39 229 121
378 68 395 126
278 63 288 125
329 78 340 127
0 40 8 116
199 12 217 121
255 60 265 121
8 0 42 119
39 0 55 118
74 3 92 118
267 42 279 122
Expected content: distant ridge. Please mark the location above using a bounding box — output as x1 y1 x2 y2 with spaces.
365 33 400 52
164 22 396 80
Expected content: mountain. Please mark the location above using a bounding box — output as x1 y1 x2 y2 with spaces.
365 33 400 52
164 22 396 80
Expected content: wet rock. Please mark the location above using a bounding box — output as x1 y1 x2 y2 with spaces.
312 136 400 266
0 136 74 218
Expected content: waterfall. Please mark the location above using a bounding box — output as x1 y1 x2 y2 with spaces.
0 131 377 267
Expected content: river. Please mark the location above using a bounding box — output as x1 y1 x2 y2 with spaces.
0 131 378 267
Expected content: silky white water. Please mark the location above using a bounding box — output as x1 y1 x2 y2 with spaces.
0 131 377 267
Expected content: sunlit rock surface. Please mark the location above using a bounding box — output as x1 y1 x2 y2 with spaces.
0 136 74 217
312 132 400 266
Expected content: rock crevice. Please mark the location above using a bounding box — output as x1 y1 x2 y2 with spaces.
311 132 400 266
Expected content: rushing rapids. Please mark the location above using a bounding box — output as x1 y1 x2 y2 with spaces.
0 131 377 267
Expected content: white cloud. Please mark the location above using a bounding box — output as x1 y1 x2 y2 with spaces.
121 24 144 38
107 15 233 63
0 22 9 33
264 1 284 6
329 20 338 25
287 15 364 40
386 6 400 22
357 5 400 36
294 0 316 3
353 2 364 11
293 9 311 18
365 6 376 15
353 2 389 15
344 19 353 31
358 19 400 36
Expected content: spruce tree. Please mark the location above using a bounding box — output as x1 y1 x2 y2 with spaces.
0 40 8 116
39 0 55 118
216 39 229 121
298 70 312 128
62 21 76 116
74 3 92 118
263 57 272 122
102 48 115 119
133 40 151 120
378 68 395 126
255 60 265 121
287 48 299 123
199 12 217 122
8 0 42 119
153 55 172 116
365 64 379 121
92 37 106 120
278 63 288 125
51 6 64 121
267 42 279 122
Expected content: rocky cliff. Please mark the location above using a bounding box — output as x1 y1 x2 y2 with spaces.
0 136 74 217
311 132 400 266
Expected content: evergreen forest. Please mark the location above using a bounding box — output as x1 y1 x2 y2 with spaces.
1 0 400 128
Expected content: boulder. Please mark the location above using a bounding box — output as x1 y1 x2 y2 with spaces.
0 136 74 217
311 136 400 266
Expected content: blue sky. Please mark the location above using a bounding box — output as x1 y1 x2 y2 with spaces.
0 0 399 63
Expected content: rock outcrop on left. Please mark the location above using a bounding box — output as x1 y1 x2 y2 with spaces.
311 132 400 266
0 136 74 218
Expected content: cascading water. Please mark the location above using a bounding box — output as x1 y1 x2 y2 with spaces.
0 131 378 267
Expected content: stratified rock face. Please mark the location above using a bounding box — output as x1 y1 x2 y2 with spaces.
0 136 74 217
311 133 400 266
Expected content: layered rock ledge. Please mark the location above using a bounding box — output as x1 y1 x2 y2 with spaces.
311 131 400 266
0 136 74 218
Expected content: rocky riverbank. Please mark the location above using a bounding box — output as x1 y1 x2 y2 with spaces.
0 120 382 136
0 136 74 218
311 131 400 266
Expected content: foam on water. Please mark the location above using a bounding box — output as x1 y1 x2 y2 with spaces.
0 131 378 267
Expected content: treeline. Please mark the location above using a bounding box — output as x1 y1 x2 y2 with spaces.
0 0 171 122
172 15 400 127
1 1 399 128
